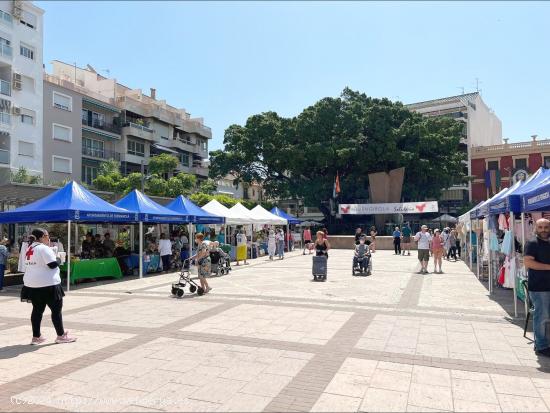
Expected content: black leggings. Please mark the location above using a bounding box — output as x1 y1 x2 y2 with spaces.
394 238 401 254
447 246 457 260
31 298 64 337
161 255 171 271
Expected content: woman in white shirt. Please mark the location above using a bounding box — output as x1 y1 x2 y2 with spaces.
20 228 76 345
158 233 173 272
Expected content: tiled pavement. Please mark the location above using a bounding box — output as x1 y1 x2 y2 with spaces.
1 250 550 412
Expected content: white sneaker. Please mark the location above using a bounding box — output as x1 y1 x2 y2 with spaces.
55 331 77 344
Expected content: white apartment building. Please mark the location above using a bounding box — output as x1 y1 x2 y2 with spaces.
0 0 43 184
406 92 502 207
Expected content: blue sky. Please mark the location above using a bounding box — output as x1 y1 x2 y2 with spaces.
38 1 550 150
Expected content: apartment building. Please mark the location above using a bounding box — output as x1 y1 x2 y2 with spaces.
470 135 550 202
43 61 211 186
0 0 43 184
406 92 502 211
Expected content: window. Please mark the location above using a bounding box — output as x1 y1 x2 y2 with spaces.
53 92 72 111
0 36 11 57
21 75 34 93
515 158 528 170
18 141 33 157
19 43 34 60
83 137 104 158
19 11 37 29
0 110 10 125
52 156 72 174
487 161 499 171
21 114 33 125
179 152 189 166
544 156 550 169
0 9 13 26
52 123 72 142
127 139 145 157
82 165 98 186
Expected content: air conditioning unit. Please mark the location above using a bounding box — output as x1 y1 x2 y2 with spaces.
12 73 22 90
12 106 20 115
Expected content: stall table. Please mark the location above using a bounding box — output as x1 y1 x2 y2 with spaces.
60 258 123 284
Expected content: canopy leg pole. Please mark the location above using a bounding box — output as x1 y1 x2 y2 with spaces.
67 220 71 292
139 221 143 279
469 225 472 270
476 226 480 279
521 213 526 252
287 223 290 252
510 213 518 318
188 223 192 261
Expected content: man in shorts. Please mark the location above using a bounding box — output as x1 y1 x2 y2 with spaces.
414 225 432 274
401 223 412 256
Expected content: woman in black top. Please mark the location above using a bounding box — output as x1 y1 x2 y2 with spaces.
314 231 331 258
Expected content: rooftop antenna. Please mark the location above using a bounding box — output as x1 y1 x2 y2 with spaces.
457 87 465 95
474 77 482 95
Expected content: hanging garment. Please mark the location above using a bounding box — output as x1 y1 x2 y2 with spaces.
506 256 517 289
501 230 513 256
489 232 500 252
498 264 506 286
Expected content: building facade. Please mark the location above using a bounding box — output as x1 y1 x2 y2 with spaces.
41 61 212 186
470 136 550 202
406 92 502 210
0 0 44 184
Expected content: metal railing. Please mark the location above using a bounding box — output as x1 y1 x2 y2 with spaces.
0 79 10 96
0 43 12 58
0 148 9 164
123 121 154 133
82 146 121 161
81 118 121 134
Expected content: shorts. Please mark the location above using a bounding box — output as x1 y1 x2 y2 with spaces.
418 249 430 262
403 236 411 243
433 249 444 259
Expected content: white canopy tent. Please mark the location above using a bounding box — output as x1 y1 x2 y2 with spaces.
250 205 287 225
228 203 264 225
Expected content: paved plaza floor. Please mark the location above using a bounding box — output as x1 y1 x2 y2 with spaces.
1 249 550 412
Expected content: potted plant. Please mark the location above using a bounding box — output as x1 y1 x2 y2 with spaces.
7 256 19 273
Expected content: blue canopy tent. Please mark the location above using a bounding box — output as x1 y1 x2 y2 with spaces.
270 207 301 250
488 179 526 215
270 207 301 225
520 169 550 212
114 190 188 278
165 196 224 224
506 168 548 214
165 195 225 260
0 181 134 291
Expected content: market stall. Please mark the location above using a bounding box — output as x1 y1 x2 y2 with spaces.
0 181 134 291
60 257 122 284
270 207 302 250
165 195 225 261
114 189 189 278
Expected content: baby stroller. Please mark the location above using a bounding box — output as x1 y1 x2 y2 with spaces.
171 259 205 297
210 249 231 276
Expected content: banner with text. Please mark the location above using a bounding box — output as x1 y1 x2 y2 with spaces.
339 201 439 215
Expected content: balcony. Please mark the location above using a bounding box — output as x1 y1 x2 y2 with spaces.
192 165 209 177
82 146 121 161
82 118 121 136
182 120 212 138
0 79 10 96
0 43 12 59
0 148 8 164
121 122 154 141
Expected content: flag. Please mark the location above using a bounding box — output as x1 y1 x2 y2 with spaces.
334 172 341 198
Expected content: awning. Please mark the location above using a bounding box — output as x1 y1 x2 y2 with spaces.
152 143 179 155
82 96 120 113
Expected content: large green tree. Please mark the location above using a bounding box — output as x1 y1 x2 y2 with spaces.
209 88 465 217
